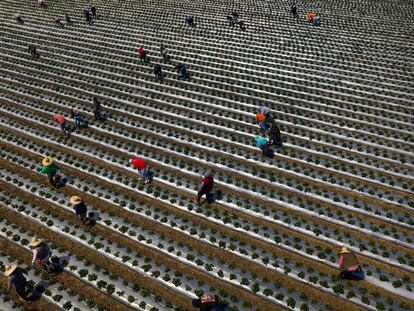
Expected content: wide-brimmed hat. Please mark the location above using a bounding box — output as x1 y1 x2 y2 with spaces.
42 157 53 167
4 264 17 277
29 237 43 247
70 196 82 205
339 246 351 254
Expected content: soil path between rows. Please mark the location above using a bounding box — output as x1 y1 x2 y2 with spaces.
0 158 367 311
1 120 413 279
0 235 132 311
1 145 413 308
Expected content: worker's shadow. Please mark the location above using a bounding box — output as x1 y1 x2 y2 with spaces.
23 280 50 302
208 190 223 203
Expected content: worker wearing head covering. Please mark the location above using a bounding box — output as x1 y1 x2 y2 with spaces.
338 246 364 280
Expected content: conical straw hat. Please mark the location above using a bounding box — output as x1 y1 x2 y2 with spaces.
4 264 17 277
29 237 43 247
339 246 351 254
70 196 82 205
42 157 53 167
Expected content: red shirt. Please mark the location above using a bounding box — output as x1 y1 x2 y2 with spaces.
139 47 145 56
131 158 147 170
53 114 65 125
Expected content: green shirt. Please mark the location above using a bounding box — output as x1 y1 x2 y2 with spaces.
39 163 59 175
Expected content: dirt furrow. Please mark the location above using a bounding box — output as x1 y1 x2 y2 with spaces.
1 99 412 227
1 123 413 280
0 201 195 311
1 142 413 309
0 177 286 311
0 158 368 311
1 111 413 261
0 235 131 311
0 70 411 177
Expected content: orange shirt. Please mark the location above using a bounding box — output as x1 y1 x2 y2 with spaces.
307 13 317 22
256 113 266 123
53 114 65 125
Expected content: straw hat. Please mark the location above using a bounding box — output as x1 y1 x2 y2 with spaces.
70 196 82 205
339 246 351 254
42 157 53 167
4 264 17 277
29 237 43 247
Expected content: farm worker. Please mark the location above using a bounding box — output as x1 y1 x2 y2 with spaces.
174 63 189 79
15 14 24 24
255 135 270 156
268 121 283 147
83 8 92 24
53 16 64 27
160 44 170 61
185 16 194 26
29 237 51 268
192 294 228 311
92 97 104 121
136 46 149 63
154 64 163 79
65 14 72 25
197 171 214 204
258 106 273 130
53 114 70 137
91 6 97 17
312 15 321 26
129 158 152 184
238 20 246 30
255 113 266 124
39 157 61 188
70 196 88 222
38 0 45 7
291 5 298 17
307 12 317 23
28 44 38 58
260 106 272 117
71 108 83 127
4 264 30 300
338 246 364 280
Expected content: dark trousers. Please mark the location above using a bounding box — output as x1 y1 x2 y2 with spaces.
15 282 28 300
59 123 70 137
197 188 212 203
94 110 103 121
262 142 270 155
47 173 57 187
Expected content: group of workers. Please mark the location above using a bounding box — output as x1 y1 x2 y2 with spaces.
4 238 66 302
51 97 105 138
135 45 191 80
291 4 321 26
226 11 246 30
5 2 363 308
4 241 363 304
255 106 283 157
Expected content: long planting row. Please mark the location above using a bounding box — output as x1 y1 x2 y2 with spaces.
1 0 413 310
0 36 412 167
0 170 297 311
0 123 414 310
3 0 414 116
0 241 95 311
0 45 412 183
0 200 188 311
1 6 412 146
1 96 413 255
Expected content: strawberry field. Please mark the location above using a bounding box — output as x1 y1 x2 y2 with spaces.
0 0 413 310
